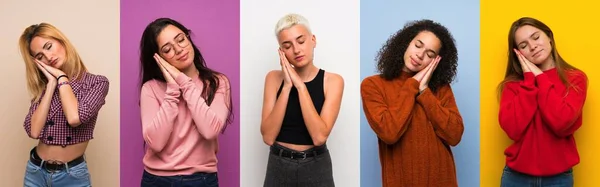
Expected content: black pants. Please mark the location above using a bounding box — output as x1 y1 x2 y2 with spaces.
263 143 335 187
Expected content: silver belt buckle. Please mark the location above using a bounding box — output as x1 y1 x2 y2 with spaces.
44 160 65 173
293 151 307 160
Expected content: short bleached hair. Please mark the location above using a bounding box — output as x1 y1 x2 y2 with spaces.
274 13 312 37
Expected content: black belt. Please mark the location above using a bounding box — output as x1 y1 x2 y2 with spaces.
29 147 85 172
270 143 328 160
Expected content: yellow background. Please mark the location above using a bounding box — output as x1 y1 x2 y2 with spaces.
481 0 600 186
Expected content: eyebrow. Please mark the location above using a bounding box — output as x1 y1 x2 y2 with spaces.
33 41 51 57
160 33 185 49
417 40 438 56
518 31 540 46
281 35 305 45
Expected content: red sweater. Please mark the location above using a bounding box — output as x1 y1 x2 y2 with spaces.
499 68 587 176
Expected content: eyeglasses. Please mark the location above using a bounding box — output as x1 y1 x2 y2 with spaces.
160 33 190 59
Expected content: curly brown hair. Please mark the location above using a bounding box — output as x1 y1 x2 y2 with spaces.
376 19 458 93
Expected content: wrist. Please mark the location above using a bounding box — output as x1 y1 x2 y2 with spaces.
295 84 307 92
57 81 70 89
46 81 57 88
56 74 68 81
58 77 69 84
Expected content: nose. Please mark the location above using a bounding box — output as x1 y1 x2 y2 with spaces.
528 41 537 52
173 45 184 55
41 51 52 64
416 49 425 60
292 44 301 54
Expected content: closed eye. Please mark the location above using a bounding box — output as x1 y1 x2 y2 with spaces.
162 47 172 53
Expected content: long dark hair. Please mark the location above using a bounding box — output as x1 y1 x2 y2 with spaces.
139 18 234 131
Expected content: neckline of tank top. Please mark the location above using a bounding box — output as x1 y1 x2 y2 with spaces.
299 68 322 83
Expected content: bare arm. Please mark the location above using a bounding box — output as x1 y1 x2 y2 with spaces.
297 73 344 146
24 85 55 139
260 70 292 145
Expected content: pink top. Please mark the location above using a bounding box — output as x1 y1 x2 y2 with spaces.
140 73 231 176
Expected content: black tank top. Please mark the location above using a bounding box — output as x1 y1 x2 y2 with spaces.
275 69 325 145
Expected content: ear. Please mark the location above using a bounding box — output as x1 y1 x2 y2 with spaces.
312 34 317 48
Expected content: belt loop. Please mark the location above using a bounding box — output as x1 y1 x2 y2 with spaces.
65 162 70 173
278 149 283 157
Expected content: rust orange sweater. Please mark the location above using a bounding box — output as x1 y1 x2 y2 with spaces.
361 73 464 187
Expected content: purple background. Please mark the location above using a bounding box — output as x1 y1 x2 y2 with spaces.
120 0 240 186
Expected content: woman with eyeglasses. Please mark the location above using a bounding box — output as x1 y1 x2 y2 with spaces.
19 23 109 186
138 18 234 187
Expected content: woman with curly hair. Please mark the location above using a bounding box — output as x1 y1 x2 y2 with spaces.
360 19 464 187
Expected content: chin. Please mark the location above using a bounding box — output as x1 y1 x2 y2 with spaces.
290 61 303 68
402 64 417 73
55 62 65 69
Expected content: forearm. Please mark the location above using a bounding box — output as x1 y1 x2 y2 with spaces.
57 79 81 127
261 85 292 145
29 86 55 138
297 86 329 146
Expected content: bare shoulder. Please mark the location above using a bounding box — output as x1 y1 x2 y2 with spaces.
324 72 344 95
324 72 344 86
265 70 284 83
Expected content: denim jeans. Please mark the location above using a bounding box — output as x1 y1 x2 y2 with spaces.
141 170 218 187
263 143 335 187
24 160 91 187
501 166 574 187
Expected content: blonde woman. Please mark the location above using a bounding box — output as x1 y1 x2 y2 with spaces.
261 13 344 187
19 23 109 186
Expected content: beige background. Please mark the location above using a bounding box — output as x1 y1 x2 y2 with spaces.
0 0 120 186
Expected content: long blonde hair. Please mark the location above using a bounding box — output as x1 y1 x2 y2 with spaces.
18 23 87 102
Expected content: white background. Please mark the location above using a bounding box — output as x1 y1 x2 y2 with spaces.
240 0 361 186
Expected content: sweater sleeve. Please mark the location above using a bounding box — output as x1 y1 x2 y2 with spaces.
536 71 587 137
498 73 538 141
140 82 181 152
416 84 464 146
361 77 419 145
176 74 231 140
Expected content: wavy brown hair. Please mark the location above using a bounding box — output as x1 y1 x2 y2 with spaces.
498 17 581 97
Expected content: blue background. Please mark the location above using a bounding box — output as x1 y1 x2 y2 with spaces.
360 1 480 186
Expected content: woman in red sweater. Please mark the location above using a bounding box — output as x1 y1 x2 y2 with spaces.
498 17 587 187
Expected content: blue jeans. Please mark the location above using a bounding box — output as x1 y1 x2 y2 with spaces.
501 166 574 187
141 170 218 187
24 160 91 187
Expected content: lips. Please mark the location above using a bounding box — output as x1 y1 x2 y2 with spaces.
177 51 189 61
295 55 305 61
532 49 543 58
49 58 58 66
410 57 421 67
